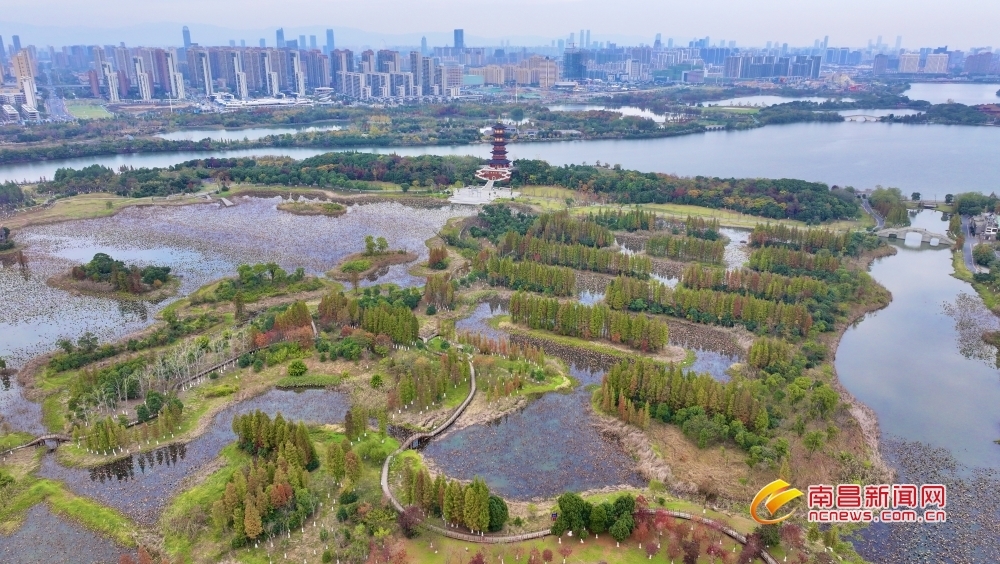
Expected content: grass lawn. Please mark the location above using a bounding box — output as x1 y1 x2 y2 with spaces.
65 100 113 119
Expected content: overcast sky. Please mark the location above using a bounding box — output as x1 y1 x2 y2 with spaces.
1 0 997 49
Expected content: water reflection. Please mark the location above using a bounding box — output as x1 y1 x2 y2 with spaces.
422 362 644 498
38 387 348 524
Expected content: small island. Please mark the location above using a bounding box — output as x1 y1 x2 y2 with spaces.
329 235 417 289
50 252 178 300
276 200 347 217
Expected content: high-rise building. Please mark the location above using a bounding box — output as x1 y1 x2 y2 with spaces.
12 35 22 53
309 35 317 49
299 35 306 49
276 28 286 49
13 50 34 82
409 51 423 92
964 52 994 75
182 26 192 49
165 50 185 99
133 57 152 101
331 49 353 93
898 53 920 73
923 53 948 74
895 36 902 51
376 49 401 73
197 50 213 95
585 30 591 49
561 49 585 81
325 29 334 54
289 50 305 96
260 39 266 48
872 54 888 76
454 29 464 50
101 62 120 102
421 37 428 56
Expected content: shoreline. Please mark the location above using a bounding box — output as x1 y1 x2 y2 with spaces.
825 244 898 482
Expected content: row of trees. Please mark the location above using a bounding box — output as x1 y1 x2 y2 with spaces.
72 399 183 454
645 233 726 264
383 349 471 411
680 216 721 240
587 208 657 232
481 255 577 296
508 291 669 351
213 413 320 546
680 264 829 305
455 333 545 365
746 224 882 258
748 247 842 278
604 275 813 336
401 466 508 533
527 211 614 248
494 232 652 277
600 359 765 429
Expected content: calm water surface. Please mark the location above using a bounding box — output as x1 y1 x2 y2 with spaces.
903 82 1000 105
157 123 343 142
0 504 125 564
37 388 348 524
837 210 1000 470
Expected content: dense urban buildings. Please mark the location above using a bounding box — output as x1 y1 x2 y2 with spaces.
0 25 997 118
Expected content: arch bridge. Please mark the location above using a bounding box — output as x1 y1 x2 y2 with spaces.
876 227 954 246
843 114 882 122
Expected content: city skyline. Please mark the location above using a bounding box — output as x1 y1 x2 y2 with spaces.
0 0 998 49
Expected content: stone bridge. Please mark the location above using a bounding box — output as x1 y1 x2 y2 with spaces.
876 227 954 246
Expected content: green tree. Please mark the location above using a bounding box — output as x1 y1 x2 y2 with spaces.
376 236 388 254
945 194 954 204
609 517 632 542
973 244 995 267
911 192 921 201
328 441 345 482
487 495 509 532
588 504 607 534
803 431 825 458
364 235 377 256
463 477 490 533
287 360 308 378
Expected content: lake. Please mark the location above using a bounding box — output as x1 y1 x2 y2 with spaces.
903 82 1000 106
5 121 1000 197
157 122 344 142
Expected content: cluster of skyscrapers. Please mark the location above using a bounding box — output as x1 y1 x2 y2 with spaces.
1 26 998 118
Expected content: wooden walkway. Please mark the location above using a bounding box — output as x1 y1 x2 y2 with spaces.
377 356 778 562
380 360 554 543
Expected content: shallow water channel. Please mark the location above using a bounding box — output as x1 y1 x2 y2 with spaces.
0 504 128 564
37 388 348 525
0 199 472 434
427 296 737 499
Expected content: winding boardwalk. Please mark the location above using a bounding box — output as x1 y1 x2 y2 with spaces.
377 357 777 563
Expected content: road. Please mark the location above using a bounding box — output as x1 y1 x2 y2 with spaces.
861 197 885 229
960 215 978 273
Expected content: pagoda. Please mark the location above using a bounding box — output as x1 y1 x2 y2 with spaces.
475 123 513 182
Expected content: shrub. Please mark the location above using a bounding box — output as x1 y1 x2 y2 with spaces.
287 360 308 377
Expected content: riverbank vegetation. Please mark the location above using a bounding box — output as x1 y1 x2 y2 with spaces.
29 153 861 224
